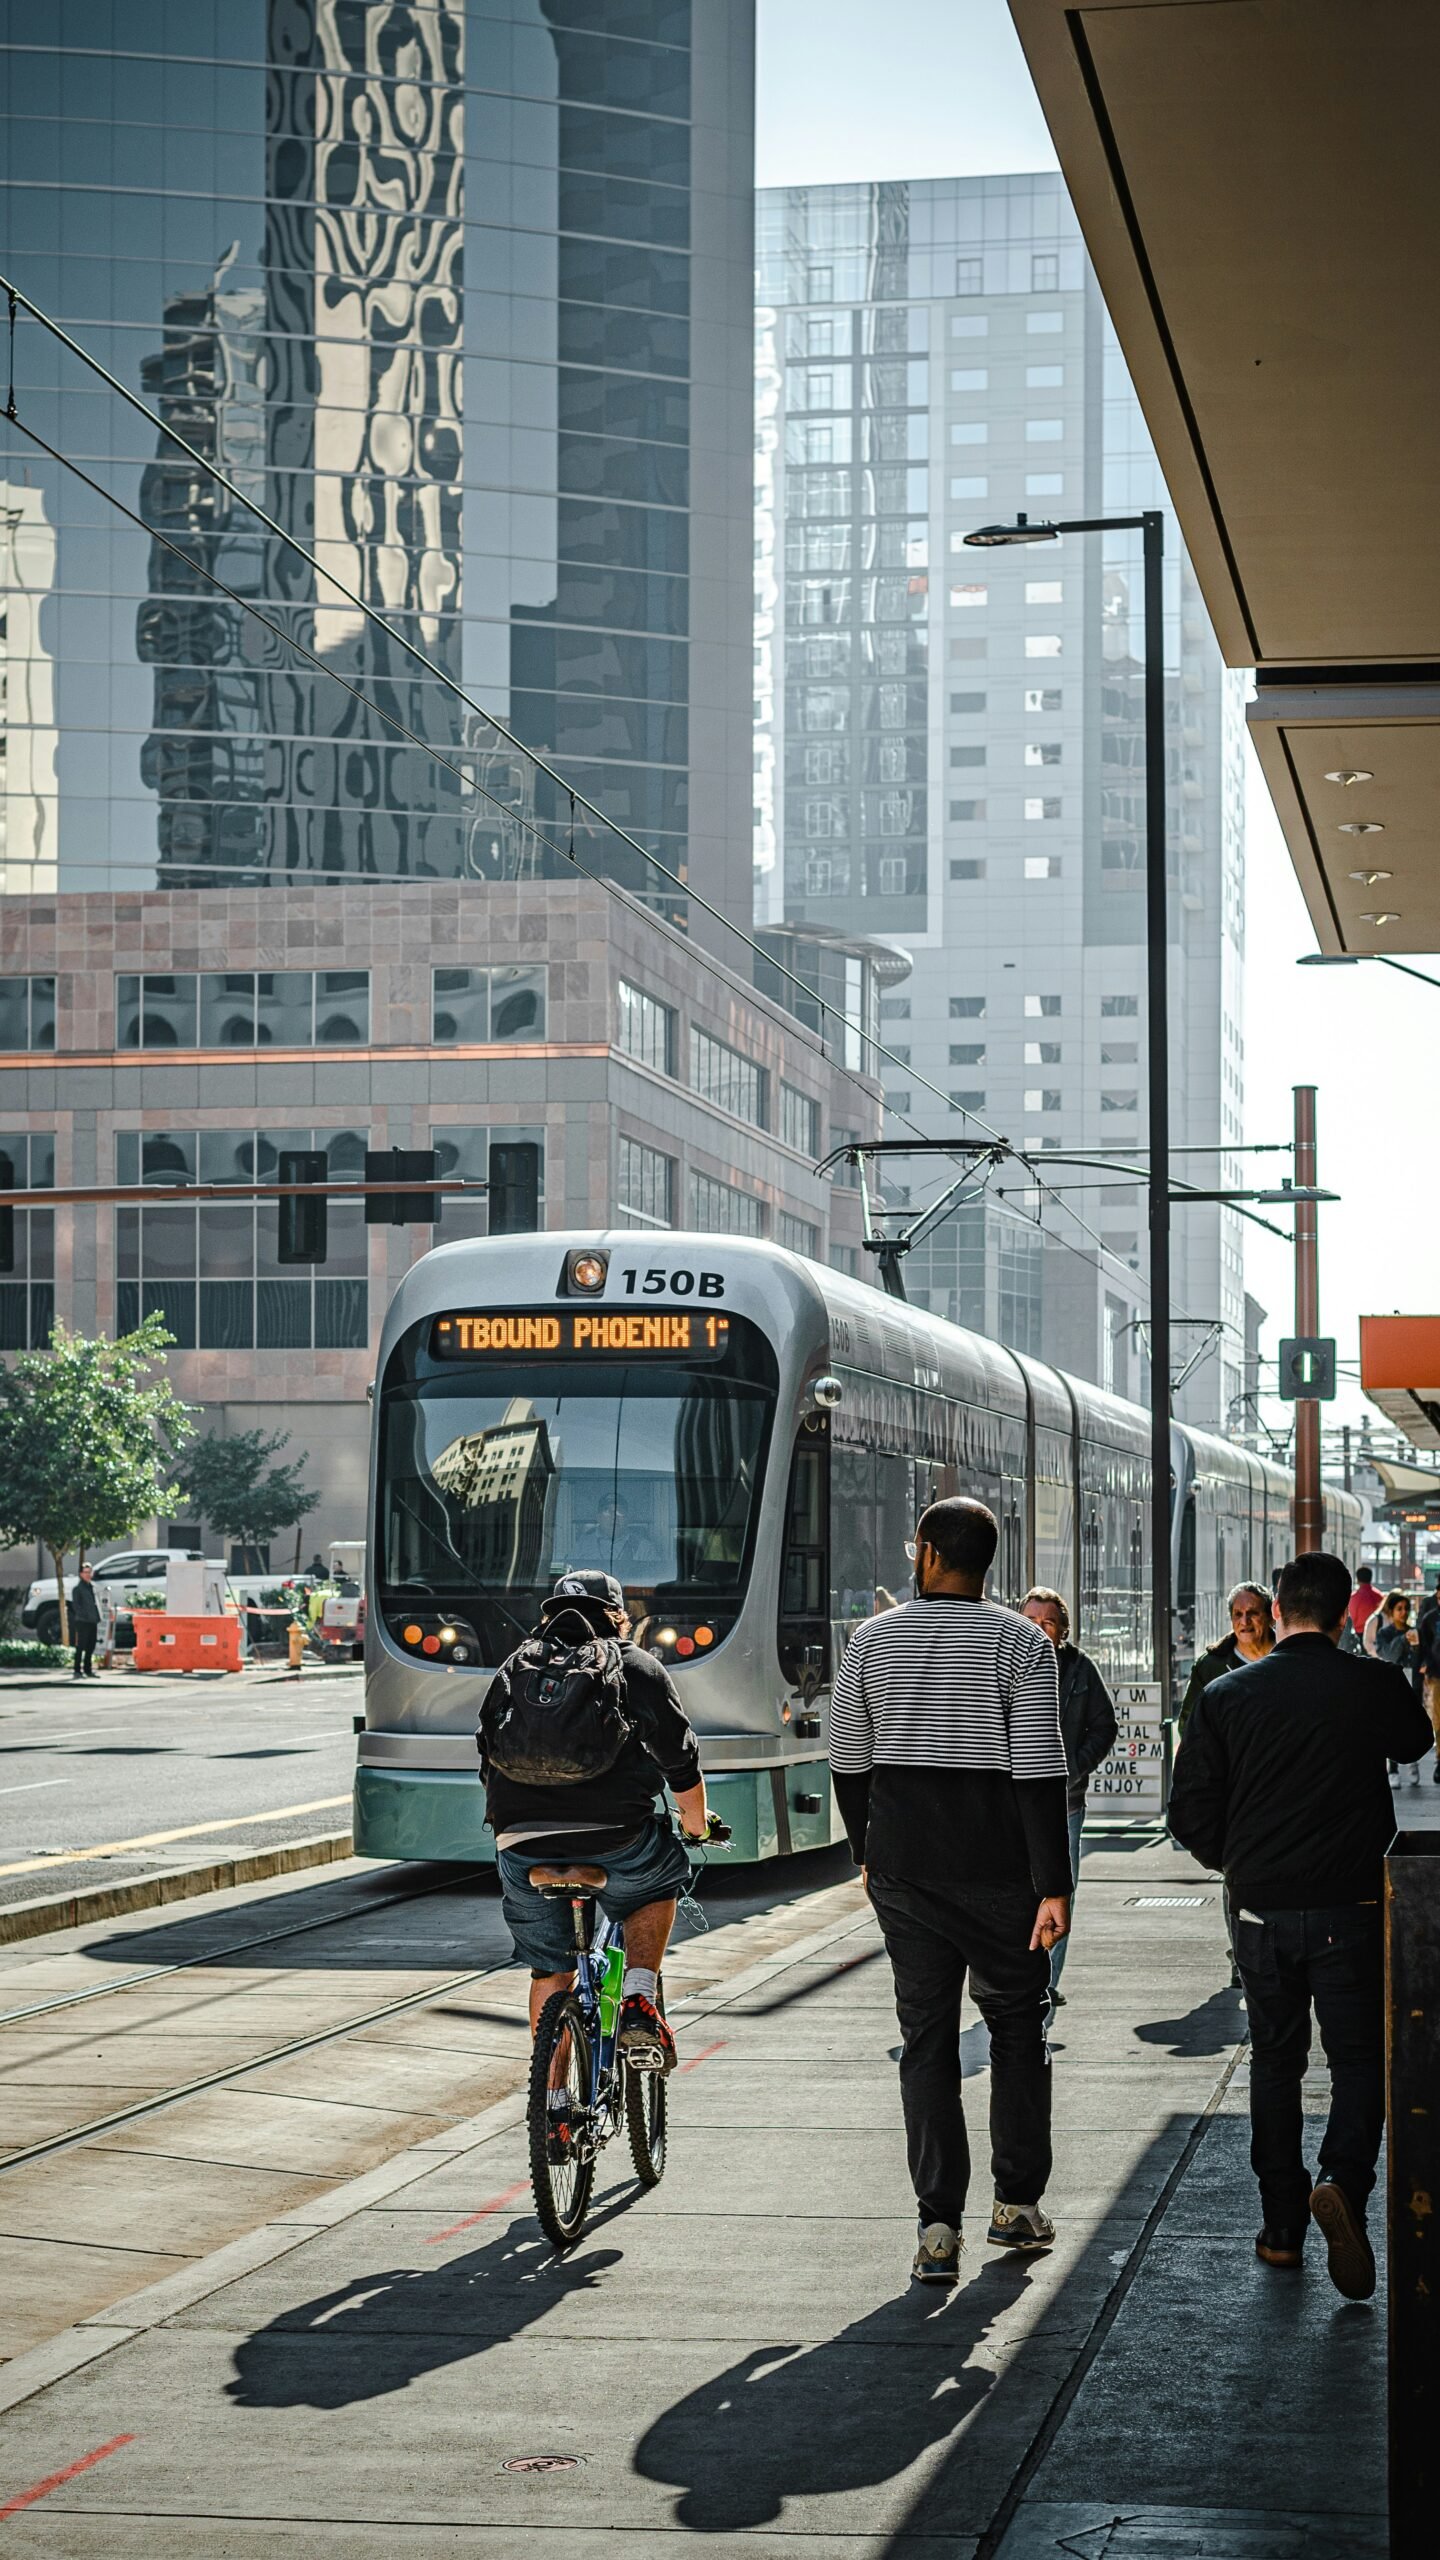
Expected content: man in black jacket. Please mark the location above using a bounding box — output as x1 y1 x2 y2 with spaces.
69 1565 101 1680
1021 1588 1117 2009
1170 1549 1433 2299
480 1570 709 2073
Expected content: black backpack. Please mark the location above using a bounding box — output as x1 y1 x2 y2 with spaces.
481 1624 632 1788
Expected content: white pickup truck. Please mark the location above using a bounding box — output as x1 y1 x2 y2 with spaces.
20 1549 279 1647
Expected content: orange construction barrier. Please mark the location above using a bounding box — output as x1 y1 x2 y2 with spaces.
132 1613 243 1674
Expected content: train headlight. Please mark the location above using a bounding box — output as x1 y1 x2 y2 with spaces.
565 1248 609 1294
810 1374 844 1410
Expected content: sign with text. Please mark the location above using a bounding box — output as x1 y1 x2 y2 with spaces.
1091 1680 1167 1814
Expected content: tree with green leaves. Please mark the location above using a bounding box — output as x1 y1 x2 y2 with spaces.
177 1427 321 1574
0 1318 194 1646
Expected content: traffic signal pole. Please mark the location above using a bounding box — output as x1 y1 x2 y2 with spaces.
1292 1083 1324 1551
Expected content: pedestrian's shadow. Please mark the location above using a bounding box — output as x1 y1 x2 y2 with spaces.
633 2260 1034 2531
226 2210 630 2411
1133 1984 1244 2057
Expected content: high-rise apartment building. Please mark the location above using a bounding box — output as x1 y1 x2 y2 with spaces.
756 175 1247 1425
0 4 883 1561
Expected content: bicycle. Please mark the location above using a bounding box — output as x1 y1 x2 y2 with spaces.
525 1814 732 2248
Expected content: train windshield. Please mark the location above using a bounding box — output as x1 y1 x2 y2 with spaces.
378 1312 777 1656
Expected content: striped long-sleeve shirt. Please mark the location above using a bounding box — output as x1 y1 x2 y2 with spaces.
828 1594 1072 1896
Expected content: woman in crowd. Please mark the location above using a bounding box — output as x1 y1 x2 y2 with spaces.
1019 1587 1117 2013
1178 1582 1275 1737
1372 1590 1424 1785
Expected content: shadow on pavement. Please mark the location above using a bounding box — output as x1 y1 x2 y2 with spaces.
1132 1985 1245 2057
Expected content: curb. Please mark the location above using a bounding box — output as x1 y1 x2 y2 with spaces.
0 1828 356 1945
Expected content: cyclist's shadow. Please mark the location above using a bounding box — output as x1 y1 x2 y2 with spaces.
634 2261 1035 2531
226 2214 626 2412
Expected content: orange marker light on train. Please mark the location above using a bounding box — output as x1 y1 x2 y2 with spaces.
403 1623 423 1645
693 1625 714 1647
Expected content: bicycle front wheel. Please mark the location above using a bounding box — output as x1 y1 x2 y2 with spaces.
528 1989 595 2248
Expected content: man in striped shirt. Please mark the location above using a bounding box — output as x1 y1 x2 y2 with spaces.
829 1495 1071 2284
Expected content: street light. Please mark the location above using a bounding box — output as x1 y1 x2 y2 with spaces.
965 507 1173 1710
1298 954 1440 993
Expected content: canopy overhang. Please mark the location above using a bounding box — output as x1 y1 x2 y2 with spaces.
1359 1317 1440 1454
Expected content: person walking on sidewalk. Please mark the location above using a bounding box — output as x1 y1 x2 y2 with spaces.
68 1564 100 1681
829 1496 1071 2287
1168 1550 1434 2301
1346 1563 1383 1646
1178 1582 1275 1737
1020 1587 1116 2014
1417 1586 1440 1783
1372 1590 1423 1785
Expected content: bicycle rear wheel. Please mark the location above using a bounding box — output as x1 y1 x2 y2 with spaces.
528 1989 595 2247
624 1976 668 2185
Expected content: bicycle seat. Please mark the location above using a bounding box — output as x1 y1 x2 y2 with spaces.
529 1864 608 1897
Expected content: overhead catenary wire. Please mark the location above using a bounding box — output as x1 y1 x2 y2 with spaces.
2 274 1194 1315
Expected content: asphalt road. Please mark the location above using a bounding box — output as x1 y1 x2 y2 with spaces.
0 1666 366 1907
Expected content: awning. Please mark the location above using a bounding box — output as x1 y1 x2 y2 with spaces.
1359 1316 1440 1453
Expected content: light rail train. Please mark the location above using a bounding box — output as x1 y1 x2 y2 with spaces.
355 1233 1361 1863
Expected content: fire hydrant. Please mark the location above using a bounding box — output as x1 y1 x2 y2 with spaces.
288 1619 306 1673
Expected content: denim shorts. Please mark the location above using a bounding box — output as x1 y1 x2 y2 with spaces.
497 1814 693 1975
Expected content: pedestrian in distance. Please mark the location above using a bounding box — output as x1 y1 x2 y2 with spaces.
1372 1590 1423 1785
829 1495 1071 2287
1416 1585 1440 1783
479 1568 711 2074
1346 1562 1384 1645
68 1563 100 1681
1168 1549 1434 2301
1019 1587 1116 2013
1178 1582 1275 1737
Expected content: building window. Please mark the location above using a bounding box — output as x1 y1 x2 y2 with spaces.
949 368 988 391
949 1090 985 1112
114 1127 369 1352
1025 635 1062 658
0 977 56 1052
950 313 987 337
949 475 988 499
1025 419 1063 442
1031 254 1060 291
690 1025 767 1127
115 972 369 1050
689 1169 764 1235
1101 1090 1139 1112
1026 580 1063 603
779 1213 820 1259
1024 798 1062 822
876 853 908 895
616 1135 674 1230
432 966 546 1045
1026 687 1063 712
949 859 986 880
806 266 833 301
880 996 910 1020
1026 474 1064 496
883 1046 911 1066
804 854 850 896
949 746 986 768
885 1090 911 1114
949 423 987 447
617 980 675 1076
1101 994 1140 1016
1026 365 1064 387
949 800 986 822
1025 1042 1061 1065
948 1043 985 1066
950 997 986 1018
1025 993 1062 1016
955 257 982 294
1028 311 1063 334
780 1083 821 1158
950 691 986 714
0 1132 55 1350
1025 742 1062 767
1024 1090 1062 1113
1101 1042 1139 1065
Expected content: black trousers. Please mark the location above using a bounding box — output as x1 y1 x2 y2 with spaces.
71 1633 97 1677
868 1872 1052 2226
1233 1902 1384 2230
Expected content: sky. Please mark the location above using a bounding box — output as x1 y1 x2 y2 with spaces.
757 0 1439 1441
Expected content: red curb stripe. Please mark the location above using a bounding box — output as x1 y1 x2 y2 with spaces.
679 2038 727 2073
425 2178 530 2243
1 2434 135 2521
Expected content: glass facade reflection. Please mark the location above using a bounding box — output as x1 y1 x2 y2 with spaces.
0 1 754 928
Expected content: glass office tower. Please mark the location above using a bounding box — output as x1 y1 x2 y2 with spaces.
756 176 1247 1423
0 0 754 930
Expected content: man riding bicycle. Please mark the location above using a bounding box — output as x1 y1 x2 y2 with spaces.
479 1569 710 2074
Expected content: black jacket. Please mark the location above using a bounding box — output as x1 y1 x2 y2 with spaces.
1418 1601 1440 1678
1057 1643 1118 1810
69 1578 100 1630
1178 1634 1250 1735
1168 1632 1434 1907
479 1604 701 1850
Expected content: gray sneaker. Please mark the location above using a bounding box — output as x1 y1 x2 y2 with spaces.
912 2220 962 2283
987 2200 1055 2252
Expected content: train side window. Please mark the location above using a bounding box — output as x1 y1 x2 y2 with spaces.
831 1445 875 1636
779 1432 830 1685
1177 1494 1197 1650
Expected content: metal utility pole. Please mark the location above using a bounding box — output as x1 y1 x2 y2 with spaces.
1292 1084 1323 1550
1141 511 1172 1713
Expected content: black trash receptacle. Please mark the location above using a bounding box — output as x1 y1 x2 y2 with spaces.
1386 1829 1440 2559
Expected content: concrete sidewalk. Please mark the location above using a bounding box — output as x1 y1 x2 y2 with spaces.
0 1831 1389 2554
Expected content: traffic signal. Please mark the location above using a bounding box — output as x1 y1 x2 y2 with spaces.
277 1150 327 1265
0 1150 12 1276
1277 1336 1337 1400
364 1147 439 1226
488 1140 541 1234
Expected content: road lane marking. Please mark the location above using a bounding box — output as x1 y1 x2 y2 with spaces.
426 2180 531 2243
0 2434 136 2520
0 1795 350 1880
0 1778 68 1795
678 2038 728 2073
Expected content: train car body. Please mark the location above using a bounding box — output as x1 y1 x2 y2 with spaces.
356 1232 1362 1864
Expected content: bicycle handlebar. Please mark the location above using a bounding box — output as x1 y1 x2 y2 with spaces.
680 1813 733 1847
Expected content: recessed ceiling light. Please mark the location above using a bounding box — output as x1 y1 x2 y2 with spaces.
1347 868 1392 884
1323 768 1374 786
1338 821 1385 835
1359 910 1400 925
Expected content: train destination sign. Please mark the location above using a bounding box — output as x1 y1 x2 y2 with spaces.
432 1309 732 1360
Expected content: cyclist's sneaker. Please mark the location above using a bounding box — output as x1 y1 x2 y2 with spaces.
618 1992 677 2075
545 2090 575 2163
987 2200 1055 2252
912 2221 962 2284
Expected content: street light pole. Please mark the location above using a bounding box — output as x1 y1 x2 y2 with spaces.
1292 1083 1324 1549
966 508 1172 1709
